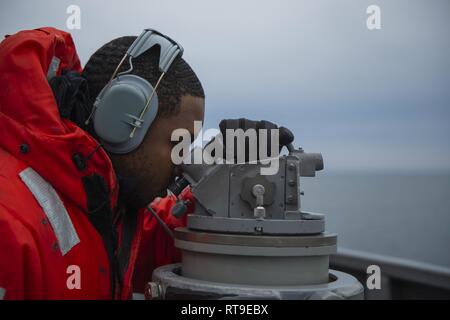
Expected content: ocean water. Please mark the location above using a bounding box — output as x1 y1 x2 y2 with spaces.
300 171 450 268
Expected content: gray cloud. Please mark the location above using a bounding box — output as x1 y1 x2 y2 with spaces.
1 0 449 171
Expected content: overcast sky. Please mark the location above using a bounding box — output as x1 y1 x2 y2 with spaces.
1 0 449 171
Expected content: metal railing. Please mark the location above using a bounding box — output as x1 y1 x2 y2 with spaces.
330 248 450 299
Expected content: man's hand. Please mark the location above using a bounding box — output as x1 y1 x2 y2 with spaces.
218 118 294 162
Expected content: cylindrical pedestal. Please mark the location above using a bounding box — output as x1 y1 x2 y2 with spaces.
151 264 364 300
174 228 337 286
148 228 364 300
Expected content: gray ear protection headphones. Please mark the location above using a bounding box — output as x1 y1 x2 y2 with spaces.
85 29 183 154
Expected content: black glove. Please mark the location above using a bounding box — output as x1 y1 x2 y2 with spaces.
218 118 294 162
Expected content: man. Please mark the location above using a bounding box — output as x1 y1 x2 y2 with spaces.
0 27 288 300
0 27 204 299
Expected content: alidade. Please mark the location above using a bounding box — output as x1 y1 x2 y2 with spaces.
148 134 363 300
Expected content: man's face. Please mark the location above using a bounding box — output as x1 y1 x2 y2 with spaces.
110 95 205 208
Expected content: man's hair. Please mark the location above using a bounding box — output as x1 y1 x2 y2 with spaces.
82 36 204 118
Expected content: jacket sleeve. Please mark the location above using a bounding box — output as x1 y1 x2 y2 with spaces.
132 188 194 293
0 206 43 300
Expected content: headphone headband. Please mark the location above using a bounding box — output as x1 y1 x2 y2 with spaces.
127 29 183 73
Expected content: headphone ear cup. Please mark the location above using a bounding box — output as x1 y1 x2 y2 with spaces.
93 75 159 154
